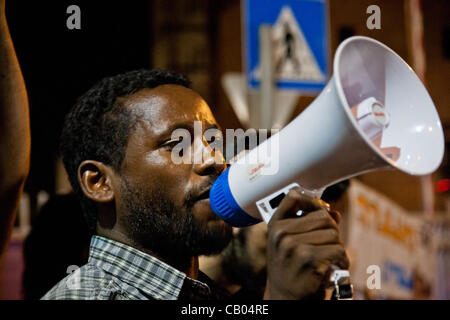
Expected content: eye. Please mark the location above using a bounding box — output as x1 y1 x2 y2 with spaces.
161 139 182 150
161 139 185 158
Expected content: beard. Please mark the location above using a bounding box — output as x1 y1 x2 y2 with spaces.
119 176 232 262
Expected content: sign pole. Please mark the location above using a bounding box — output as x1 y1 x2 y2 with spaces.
404 0 434 219
259 24 274 129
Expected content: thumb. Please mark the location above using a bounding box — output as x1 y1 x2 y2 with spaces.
269 187 323 224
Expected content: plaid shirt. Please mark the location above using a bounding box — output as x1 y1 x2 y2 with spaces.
42 235 227 300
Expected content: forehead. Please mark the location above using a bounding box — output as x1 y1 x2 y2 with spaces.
123 84 218 136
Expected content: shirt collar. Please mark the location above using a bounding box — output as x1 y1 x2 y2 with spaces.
88 235 190 300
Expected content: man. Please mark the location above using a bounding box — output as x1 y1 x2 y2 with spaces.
0 0 31 263
40 67 348 300
2 0 348 296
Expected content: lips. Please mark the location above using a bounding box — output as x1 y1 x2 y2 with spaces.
191 187 224 223
194 188 211 202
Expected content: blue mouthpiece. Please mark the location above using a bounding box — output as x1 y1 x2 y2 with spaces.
209 168 262 227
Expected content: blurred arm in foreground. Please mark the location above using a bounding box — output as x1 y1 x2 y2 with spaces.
0 0 31 262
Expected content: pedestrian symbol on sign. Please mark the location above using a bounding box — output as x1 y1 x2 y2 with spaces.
251 5 326 85
276 22 300 74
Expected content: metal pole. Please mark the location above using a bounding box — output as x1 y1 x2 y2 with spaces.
404 0 435 219
259 24 274 130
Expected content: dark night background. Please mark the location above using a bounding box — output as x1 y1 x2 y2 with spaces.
6 1 152 204
5 0 450 214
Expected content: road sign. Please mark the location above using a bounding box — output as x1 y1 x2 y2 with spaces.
244 0 329 91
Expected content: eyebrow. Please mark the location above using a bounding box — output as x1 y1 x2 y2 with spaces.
158 121 222 140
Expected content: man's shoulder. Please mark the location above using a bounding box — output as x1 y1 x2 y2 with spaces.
41 263 124 300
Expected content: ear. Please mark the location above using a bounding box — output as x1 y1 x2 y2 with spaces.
78 160 115 203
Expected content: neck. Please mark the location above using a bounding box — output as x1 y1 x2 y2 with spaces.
97 228 199 279
185 256 199 279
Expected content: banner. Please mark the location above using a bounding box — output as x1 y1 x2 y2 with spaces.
346 180 445 299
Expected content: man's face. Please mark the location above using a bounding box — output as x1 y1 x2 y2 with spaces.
113 84 232 259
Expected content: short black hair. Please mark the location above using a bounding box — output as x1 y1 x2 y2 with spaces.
60 69 191 233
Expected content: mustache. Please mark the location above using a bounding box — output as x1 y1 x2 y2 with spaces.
184 177 217 208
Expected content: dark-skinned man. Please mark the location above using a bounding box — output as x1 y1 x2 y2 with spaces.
0 0 31 264
0 0 348 299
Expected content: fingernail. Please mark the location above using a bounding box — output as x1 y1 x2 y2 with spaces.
317 199 331 211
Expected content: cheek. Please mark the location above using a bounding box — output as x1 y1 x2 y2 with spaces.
135 150 192 203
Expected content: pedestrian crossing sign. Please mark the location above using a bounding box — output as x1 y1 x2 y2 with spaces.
244 0 329 91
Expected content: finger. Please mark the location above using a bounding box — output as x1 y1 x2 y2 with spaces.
268 209 339 235
270 187 323 224
312 244 350 270
317 198 341 225
328 209 342 225
271 222 342 255
287 228 342 246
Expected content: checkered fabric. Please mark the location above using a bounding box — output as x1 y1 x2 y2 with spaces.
41 235 212 300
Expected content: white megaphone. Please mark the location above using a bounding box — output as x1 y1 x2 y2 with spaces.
210 35 444 226
209 36 445 299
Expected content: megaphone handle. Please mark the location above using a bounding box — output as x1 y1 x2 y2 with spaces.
256 183 353 300
255 183 301 223
329 268 354 300
255 183 324 223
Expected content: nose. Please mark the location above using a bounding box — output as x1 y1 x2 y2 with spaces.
192 136 226 177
